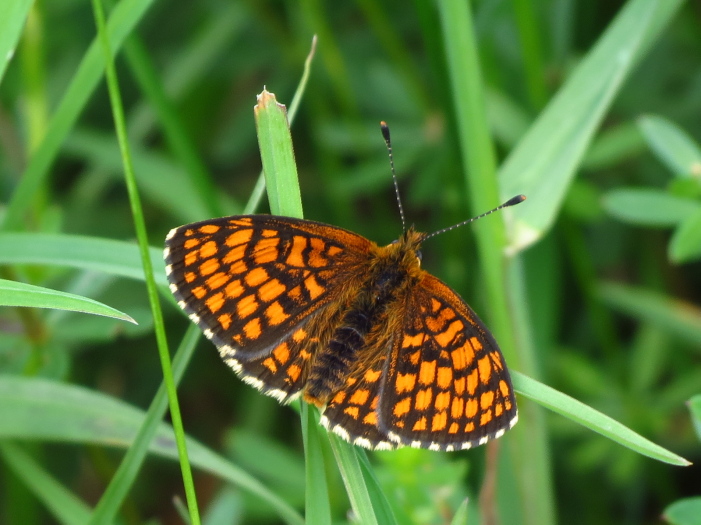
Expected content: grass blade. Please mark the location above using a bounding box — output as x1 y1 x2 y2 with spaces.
90 0 199 521
0 375 305 525
638 114 701 177
499 0 686 252
0 0 33 83
0 233 167 285
0 442 91 525
512 371 690 466
0 278 135 323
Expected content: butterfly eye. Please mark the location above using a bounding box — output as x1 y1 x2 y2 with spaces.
390 239 399 245
416 250 423 263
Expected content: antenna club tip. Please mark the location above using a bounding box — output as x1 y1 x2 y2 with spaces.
380 121 390 141
505 194 526 207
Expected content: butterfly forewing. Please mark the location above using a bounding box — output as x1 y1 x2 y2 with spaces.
164 215 372 400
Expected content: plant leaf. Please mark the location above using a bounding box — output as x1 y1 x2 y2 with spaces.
499 0 685 252
663 497 701 525
0 233 167 285
602 188 700 227
669 209 701 263
512 371 690 466
638 115 701 178
0 0 33 83
0 278 135 323
0 376 304 525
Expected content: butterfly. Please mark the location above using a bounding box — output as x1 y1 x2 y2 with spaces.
164 123 522 451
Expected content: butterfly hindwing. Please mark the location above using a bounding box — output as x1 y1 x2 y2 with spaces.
378 274 518 451
320 357 397 450
218 311 334 403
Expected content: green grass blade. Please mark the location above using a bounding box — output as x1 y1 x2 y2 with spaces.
512 371 690 466
0 442 91 525
499 0 685 252
670 209 701 263
450 499 469 525
243 36 317 215
90 0 199 521
0 375 304 525
438 2 555 523
601 189 700 227
663 497 701 525
300 404 332 525
598 282 701 347
638 114 701 177
1 0 156 232
0 0 33 83
0 233 167 285
328 435 379 525
355 450 398 525
254 89 303 219
0 278 135 323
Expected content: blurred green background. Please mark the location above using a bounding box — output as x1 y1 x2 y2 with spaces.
1 0 701 524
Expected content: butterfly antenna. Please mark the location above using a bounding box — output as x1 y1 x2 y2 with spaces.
423 195 527 241
381 121 406 233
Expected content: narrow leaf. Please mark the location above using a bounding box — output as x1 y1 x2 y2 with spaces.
0 278 135 323
0 0 33 83
512 371 690 466
602 189 700 227
663 497 701 525
0 376 305 525
254 89 303 219
499 0 685 252
669 209 701 263
0 233 167 285
638 115 701 178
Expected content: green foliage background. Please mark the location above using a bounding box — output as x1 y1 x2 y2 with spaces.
1 0 700 524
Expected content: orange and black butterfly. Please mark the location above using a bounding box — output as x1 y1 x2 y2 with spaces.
164 123 523 451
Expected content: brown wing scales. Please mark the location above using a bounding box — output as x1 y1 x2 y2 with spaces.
320 360 397 450
320 274 517 451
166 215 517 451
380 275 517 451
165 215 372 400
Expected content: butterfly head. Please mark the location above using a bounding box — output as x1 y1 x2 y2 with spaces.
380 227 427 274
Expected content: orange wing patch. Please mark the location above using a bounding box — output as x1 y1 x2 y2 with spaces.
165 213 517 452
165 215 373 404
379 275 517 451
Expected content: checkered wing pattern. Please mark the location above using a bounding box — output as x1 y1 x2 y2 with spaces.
382 274 517 450
320 274 517 451
164 215 372 402
319 357 393 449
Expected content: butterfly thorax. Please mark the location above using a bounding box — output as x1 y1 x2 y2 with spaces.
302 228 427 406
